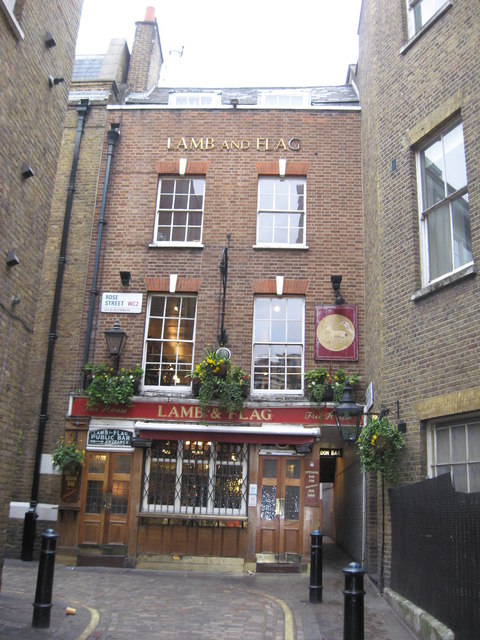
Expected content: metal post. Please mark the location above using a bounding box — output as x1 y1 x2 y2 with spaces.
21 502 38 561
309 529 324 603
32 529 58 628
343 562 366 640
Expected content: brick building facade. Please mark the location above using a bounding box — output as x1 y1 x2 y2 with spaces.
0 0 83 585
8 9 368 571
356 0 480 633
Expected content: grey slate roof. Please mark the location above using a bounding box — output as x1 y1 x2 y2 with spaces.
72 55 104 81
125 85 358 107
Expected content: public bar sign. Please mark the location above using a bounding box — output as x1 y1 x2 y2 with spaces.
87 428 133 449
314 304 358 361
101 292 143 313
304 460 320 506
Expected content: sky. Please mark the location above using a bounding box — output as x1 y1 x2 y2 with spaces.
75 0 362 88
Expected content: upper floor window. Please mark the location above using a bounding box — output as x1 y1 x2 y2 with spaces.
252 297 304 393
260 91 309 108
407 0 448 38
417 121 472 286
154 177 205 245
256 177 306 247
428 419 480 492
168 93 221 107
143 294 197 388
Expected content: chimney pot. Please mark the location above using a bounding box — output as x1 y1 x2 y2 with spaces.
145 6 155 21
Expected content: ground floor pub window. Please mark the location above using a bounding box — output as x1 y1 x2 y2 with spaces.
142 440 249 516
429 418 480 492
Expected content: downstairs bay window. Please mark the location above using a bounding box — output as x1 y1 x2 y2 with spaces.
428 419 480 493
141 440 249 516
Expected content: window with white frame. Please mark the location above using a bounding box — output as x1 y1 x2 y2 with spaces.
154 177 205 244
252 297 304 392
406 0 448 38
429 419 480 493
260 91 309 108
143 295 197 388
257 177 306 246
142 440 249 516
417 121 472 285
168 93 221 107
1 0 23 39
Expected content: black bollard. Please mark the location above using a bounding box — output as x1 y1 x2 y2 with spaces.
309 529 324 603
343 562 366 640
32 529 58 628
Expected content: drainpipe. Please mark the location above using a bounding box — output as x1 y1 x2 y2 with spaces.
21 99 90 561
82 123 120 371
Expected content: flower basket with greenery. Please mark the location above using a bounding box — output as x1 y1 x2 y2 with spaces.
84 363 143 410
305 367 360 404
193 350 249 415
357 415 405 483
52 440 85 472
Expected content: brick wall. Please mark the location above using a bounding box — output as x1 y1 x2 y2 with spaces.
0 0 83 583
357 0 480 585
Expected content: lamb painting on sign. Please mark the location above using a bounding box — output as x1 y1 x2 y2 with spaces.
314 305 358 361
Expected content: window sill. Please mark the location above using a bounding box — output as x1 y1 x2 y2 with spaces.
401 1 452 55
138 513 248 523
411 263 477 302
253 244 309 250
0 0 24 40
149 242 204 249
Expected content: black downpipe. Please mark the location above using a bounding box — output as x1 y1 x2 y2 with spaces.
21 100 89 561
82 124 120 372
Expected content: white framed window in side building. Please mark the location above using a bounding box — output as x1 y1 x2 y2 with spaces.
154 177 205 245
141 440 248 516
260 91 309 108
417 121 472 286
406 0 449 38
143 294 197 388
252 297 304 393
428 419 480 493
256 177 306 247
168 92 221 107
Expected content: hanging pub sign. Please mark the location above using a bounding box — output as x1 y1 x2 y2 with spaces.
314 305 358 361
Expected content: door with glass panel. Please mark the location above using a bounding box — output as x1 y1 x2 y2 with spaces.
257 456 303 557
79 452 131 546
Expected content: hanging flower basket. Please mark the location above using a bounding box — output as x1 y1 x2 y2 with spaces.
357 416 405 484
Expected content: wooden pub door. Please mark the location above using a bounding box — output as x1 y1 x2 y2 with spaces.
78 451 132 563
256 456 304 562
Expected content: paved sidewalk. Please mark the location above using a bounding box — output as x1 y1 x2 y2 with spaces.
0 545 417 639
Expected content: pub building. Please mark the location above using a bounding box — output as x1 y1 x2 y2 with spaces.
53 8 365 570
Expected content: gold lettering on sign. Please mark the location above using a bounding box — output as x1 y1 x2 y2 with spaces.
276 139 287 151
165 138 299 151
288 137 301 151
205 137 215 150
190 138 204 150
221 140 230 150
257 138 270 151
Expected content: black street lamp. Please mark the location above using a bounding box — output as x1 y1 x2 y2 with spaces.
104 318 127 373
333 384 364 443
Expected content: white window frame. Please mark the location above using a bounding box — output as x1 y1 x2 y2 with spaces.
168 92 221 108
141 440 249 516
416 121 472 287
0 0 24 39
427 418 480 493
259 90 310 108
256 177 307 248
251 296 304 395
153 176 205 247
142 294 197 391
406 0 450 38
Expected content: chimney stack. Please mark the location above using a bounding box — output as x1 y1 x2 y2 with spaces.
127 7 163 94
